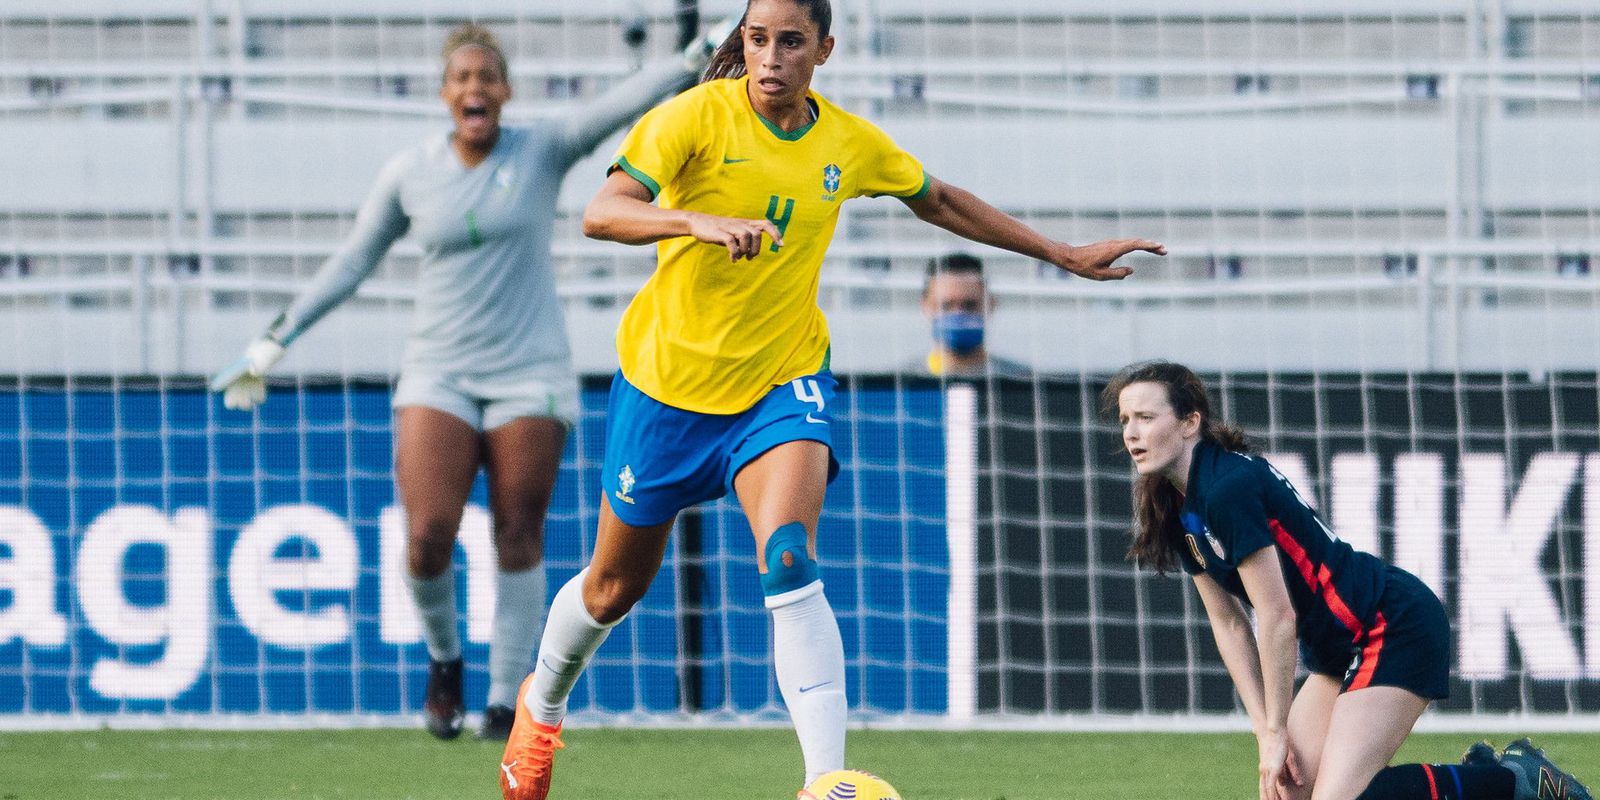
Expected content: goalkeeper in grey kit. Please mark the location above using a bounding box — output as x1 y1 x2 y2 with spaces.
212 23 719 741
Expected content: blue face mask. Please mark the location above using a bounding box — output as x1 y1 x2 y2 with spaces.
932 311 985 354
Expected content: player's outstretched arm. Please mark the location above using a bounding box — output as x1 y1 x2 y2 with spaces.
901 176 1166 280
558 16 742 162
583 170 782 261
559 64 699 161
210 157 408 412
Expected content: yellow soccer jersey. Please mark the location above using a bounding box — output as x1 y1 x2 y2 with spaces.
610 76 929 414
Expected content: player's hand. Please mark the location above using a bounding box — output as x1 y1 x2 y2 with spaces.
210 336 286 411
1279 744 1305 800
687 212 783 261
1051 238 1166 281
1255 730 1300 800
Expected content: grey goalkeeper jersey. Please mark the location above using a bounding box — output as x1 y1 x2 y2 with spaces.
281 62 696 380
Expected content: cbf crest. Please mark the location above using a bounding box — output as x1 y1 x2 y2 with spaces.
614 464 636 505
822 163 841 193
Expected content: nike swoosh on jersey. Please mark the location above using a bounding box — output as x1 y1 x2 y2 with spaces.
805 413 827 424
722 157 753 164
798 681 833 693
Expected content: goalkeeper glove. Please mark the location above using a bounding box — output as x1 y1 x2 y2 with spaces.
211 315 289 411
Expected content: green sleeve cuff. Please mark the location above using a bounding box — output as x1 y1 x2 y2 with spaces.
611 155 662 201
904 171 933 200
870 170 933 200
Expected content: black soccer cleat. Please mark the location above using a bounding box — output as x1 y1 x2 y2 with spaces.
478 703 516 741
1500 738 1594 800
423 657 466 740
1462 741 1500 767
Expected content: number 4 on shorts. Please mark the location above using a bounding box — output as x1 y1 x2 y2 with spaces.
792 378 826 424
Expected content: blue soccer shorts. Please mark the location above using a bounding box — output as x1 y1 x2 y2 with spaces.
599 369 842 527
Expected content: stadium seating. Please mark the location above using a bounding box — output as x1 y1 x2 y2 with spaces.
0 0 1595 373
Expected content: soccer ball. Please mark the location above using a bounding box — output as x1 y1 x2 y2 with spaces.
800 769 902 800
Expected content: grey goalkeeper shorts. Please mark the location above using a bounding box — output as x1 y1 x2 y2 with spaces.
392 368 580 431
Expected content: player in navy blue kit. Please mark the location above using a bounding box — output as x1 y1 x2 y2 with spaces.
1104 360 1593 800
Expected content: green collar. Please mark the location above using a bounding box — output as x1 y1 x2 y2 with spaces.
746 79 819 141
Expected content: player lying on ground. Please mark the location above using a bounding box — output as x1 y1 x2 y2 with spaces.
1106 359 1593 800
494 0 1166 797
213 23 714 741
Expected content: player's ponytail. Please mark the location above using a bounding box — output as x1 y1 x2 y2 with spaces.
702 14 748 82
1102 360 1250 574
700 0 834 83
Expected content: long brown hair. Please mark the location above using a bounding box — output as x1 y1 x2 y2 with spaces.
1100 361 1250 574
702 0 833 82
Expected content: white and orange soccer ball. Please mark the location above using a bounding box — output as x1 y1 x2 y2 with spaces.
799 769 902 800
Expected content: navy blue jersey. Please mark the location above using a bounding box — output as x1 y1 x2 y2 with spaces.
1178 439 1388 650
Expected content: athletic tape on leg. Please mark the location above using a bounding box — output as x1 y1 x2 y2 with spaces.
760 522 817 597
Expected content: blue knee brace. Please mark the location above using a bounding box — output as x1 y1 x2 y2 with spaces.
759 522 818 596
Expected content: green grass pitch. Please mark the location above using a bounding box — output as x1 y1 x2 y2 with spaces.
3 728 1596 799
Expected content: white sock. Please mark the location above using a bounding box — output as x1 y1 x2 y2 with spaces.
767 580 846 786
486 566 547 709
406 570 460 662
524 568 618 726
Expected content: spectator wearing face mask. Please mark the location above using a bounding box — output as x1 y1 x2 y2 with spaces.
915 253 1033 379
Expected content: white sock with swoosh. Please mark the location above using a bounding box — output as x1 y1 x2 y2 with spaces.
766 580 845 786
524 568 618 726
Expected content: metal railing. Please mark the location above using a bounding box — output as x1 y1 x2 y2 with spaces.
0 1 1594 377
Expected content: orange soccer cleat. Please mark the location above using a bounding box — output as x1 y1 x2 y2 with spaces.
498 675 565 800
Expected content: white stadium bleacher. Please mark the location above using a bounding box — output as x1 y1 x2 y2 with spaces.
1 1 1596 374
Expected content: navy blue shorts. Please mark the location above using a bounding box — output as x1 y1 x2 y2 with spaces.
1301 565 1451 700
599 370 841 527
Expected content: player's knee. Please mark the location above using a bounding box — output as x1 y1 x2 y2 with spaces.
406 519 458 577
582 571 646 625
759 522 818 597
1353 765 1429 800
491 517 544 570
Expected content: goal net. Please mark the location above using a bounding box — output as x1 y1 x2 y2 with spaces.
0 0 1597 730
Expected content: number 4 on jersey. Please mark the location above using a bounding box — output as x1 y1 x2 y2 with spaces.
765 195 794 253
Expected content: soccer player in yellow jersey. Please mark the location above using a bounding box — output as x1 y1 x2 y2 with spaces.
498 1 1166 797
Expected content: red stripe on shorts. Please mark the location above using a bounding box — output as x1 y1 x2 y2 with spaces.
1348 611 1388 691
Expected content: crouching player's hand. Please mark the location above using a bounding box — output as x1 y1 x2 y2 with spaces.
1257 730 1304 800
